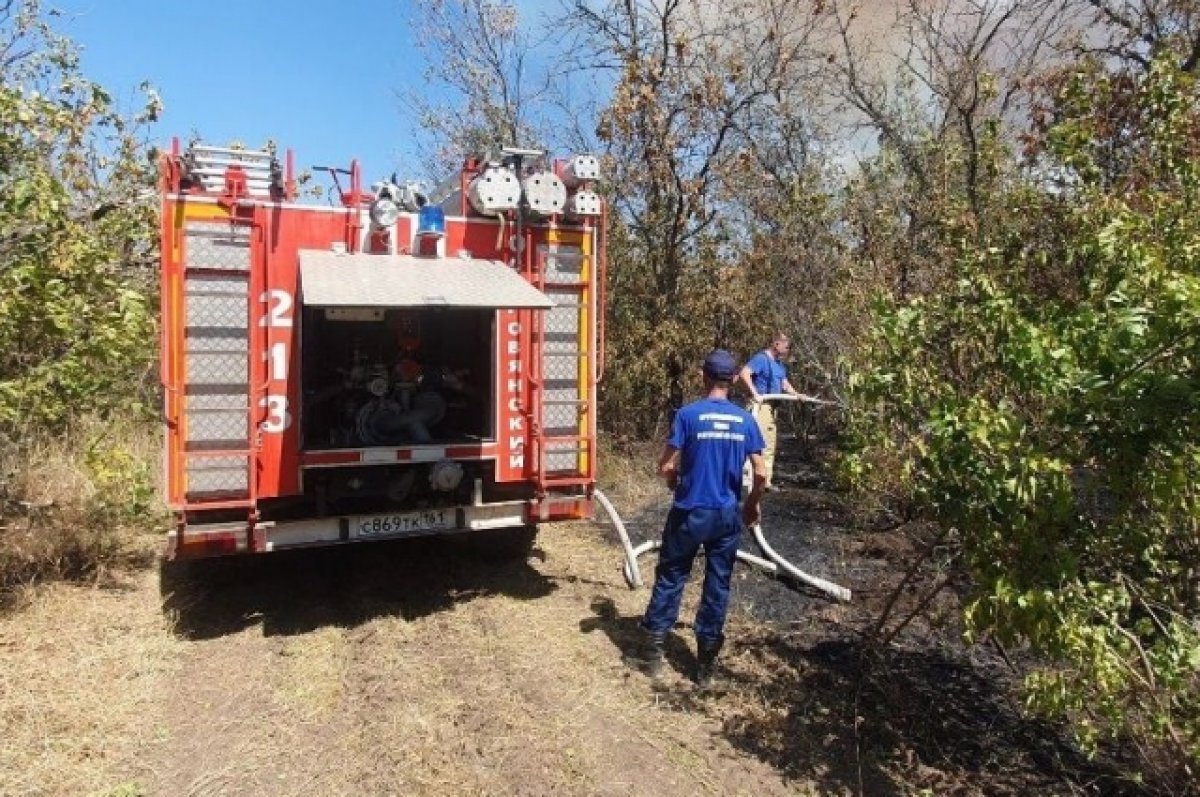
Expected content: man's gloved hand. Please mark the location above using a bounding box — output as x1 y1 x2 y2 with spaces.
742 501 761 527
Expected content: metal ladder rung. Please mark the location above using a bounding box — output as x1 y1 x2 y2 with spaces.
183 269 252 278
185 247 251 255
542 399 588 406
189 166 274 177
186 449 254 457
191 144 273 158
184 231 252 241
185 289 250 299
182 498 255 510
539 476 592 487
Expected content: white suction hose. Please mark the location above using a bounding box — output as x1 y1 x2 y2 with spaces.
756 393 841 407
594 488 644 588
621 539 779 587
752 522 851 602
599 397 849 597
617 522 851 602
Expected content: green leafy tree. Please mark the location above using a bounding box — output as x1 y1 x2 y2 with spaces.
0 0 158 433
569 0 833 431
846 56 1200 787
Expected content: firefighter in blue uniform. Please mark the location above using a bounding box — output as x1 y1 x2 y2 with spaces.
629 349 768 686
738 332 807 491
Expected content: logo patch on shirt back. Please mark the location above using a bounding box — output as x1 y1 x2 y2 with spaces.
699 412 745 423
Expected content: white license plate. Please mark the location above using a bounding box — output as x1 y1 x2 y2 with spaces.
353 509 454 538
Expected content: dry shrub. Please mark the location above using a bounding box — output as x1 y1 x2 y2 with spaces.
0 417 162 604
596 437 662 508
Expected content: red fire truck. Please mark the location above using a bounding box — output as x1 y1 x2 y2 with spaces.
158 141 605 559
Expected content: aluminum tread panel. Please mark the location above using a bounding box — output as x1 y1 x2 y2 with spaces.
184 222 252 272
186 351 248 384
541 245 585 283
186 410 248 443
186 453 249 494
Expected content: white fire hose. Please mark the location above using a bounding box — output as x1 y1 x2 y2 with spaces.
756 393 842 407
594 491 852 603
594 392 850 603
594 488 644 588
751 522 851 602
620 538 779 582
617 527 850 603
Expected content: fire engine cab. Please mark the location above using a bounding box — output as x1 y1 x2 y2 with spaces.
158 141 605 559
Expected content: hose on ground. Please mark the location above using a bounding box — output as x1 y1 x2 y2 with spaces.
614 520 849 600
594 488 643 588
596 473 852 601
621 539 779 587
751 522 852 602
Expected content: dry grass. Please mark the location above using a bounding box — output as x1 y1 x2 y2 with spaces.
0 483 1099 796
134 523 797 796
0 428 1151 796
597 438 666 517
0 506 865 796
0 571 181 797
0 418 162 604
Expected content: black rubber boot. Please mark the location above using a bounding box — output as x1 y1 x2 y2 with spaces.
624 630 666 677
695 638 724 687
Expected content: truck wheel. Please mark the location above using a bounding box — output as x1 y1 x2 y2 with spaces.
158 557 194 601
457 524 537 560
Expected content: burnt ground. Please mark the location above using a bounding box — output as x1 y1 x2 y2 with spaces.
608 433 1142 796
0 429 1153 797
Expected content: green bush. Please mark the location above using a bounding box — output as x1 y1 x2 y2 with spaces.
0 1 160 598
846 58 1200 785
0 2 158 433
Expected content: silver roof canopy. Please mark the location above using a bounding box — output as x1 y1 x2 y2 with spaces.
298 250 553 309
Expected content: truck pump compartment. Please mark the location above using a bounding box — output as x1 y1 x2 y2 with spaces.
297 249 553 452
300 306 494 449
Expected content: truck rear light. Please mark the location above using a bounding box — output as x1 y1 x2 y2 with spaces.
172 529 244 559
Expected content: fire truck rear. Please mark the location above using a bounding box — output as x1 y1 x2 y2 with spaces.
158 141 605 559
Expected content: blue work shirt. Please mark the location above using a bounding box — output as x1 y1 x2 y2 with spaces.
667 398 766 510
745 350 788 395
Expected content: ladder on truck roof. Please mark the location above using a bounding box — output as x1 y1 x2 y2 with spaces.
182 144 281 198
529 233 598 493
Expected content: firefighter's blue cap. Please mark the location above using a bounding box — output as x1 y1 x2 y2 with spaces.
702 349 738 381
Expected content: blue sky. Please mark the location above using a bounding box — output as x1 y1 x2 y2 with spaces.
54 0 563 185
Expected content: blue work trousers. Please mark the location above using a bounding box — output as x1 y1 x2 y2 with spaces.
641 506 742 645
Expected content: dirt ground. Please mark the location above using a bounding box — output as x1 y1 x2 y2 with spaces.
0 435 1140 797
